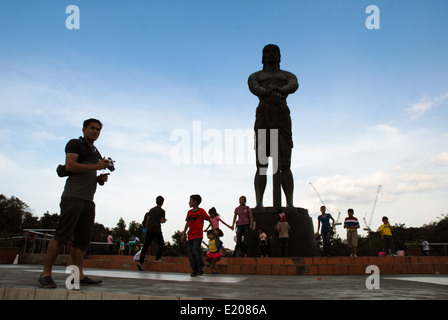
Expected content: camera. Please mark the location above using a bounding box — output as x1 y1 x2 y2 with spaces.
56 164 71 178
56 157 116 178
106 157 116 172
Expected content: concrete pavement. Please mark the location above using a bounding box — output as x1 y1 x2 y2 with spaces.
1 264 448 300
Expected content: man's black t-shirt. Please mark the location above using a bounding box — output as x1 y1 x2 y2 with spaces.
146 206 165 233
61 137 101 202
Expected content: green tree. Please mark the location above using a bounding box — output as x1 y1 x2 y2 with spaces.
113 217 128 242
22 212 40 230
128 220 143 240
0 194 33 236
91 222 110 242
167 230 188 256
38 211 60 229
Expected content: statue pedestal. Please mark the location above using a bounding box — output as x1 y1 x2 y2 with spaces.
247 207 318 257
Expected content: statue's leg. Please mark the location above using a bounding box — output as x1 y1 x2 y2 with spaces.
280 141 294 207
255 130 269 208
281 169 293 207
254 168 267 208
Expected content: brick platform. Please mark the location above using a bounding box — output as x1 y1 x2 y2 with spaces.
304 256 448 275
81 255 448 276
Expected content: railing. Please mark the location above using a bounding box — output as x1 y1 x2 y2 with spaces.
15 230 447 257
0 236 24 247
19 229 141 256
427 243 448 256
22 229 64 254
405 242 448 256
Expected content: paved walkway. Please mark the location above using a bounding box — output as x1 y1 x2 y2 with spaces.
1 264 448 300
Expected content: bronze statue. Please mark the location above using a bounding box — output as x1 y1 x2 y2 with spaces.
248 44 299 208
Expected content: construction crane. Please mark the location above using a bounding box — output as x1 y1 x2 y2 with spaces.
363 185 382 232
309 182 342 225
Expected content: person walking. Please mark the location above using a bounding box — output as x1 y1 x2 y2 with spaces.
138 196 167 270
202 230 222 274
106 231 115 255
421 238 430 256
181 194 217 277
205 207 233 239
231 196 253 257
316 206 335 256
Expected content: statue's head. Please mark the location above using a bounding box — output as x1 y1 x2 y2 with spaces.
262 44 281 68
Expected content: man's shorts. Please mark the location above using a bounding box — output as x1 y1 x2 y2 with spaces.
53 197 95 251
346 230 358 247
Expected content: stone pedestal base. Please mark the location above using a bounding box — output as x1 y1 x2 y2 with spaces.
247 207 318 257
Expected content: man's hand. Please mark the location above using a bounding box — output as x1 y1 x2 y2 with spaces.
96 157 111 170
97 173 110 185
66 155 111 173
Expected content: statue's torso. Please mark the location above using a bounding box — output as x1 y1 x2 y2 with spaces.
256 70 291 89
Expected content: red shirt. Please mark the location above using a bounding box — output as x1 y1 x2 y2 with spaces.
185 208 210 240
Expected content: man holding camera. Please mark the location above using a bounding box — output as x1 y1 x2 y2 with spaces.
38 118 112 288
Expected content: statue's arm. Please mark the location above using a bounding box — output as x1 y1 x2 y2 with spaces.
279 72 299 95
248 72 269 98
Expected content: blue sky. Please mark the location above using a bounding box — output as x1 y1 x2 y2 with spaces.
1 0 448 247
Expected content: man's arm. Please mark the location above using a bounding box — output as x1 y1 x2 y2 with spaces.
145 215 150 231
65 153 110 172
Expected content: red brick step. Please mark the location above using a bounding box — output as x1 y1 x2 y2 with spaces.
81 255 448 276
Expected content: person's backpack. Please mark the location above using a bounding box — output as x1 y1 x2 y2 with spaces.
142 211 149 226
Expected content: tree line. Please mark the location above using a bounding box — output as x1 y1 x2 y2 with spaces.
0 194 187 256
1 194 447 256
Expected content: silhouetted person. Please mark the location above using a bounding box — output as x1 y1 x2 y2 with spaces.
38 118 111 288
138 196 167 270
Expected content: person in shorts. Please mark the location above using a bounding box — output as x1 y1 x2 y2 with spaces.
38 118 112 288
344 208 360 257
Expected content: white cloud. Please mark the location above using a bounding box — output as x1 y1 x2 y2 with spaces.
32 131 66 141
407 100 433 120
0 154 17 172
429 152 448 166
407 92 448 120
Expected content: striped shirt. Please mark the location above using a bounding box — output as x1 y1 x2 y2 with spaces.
344 216 359 231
